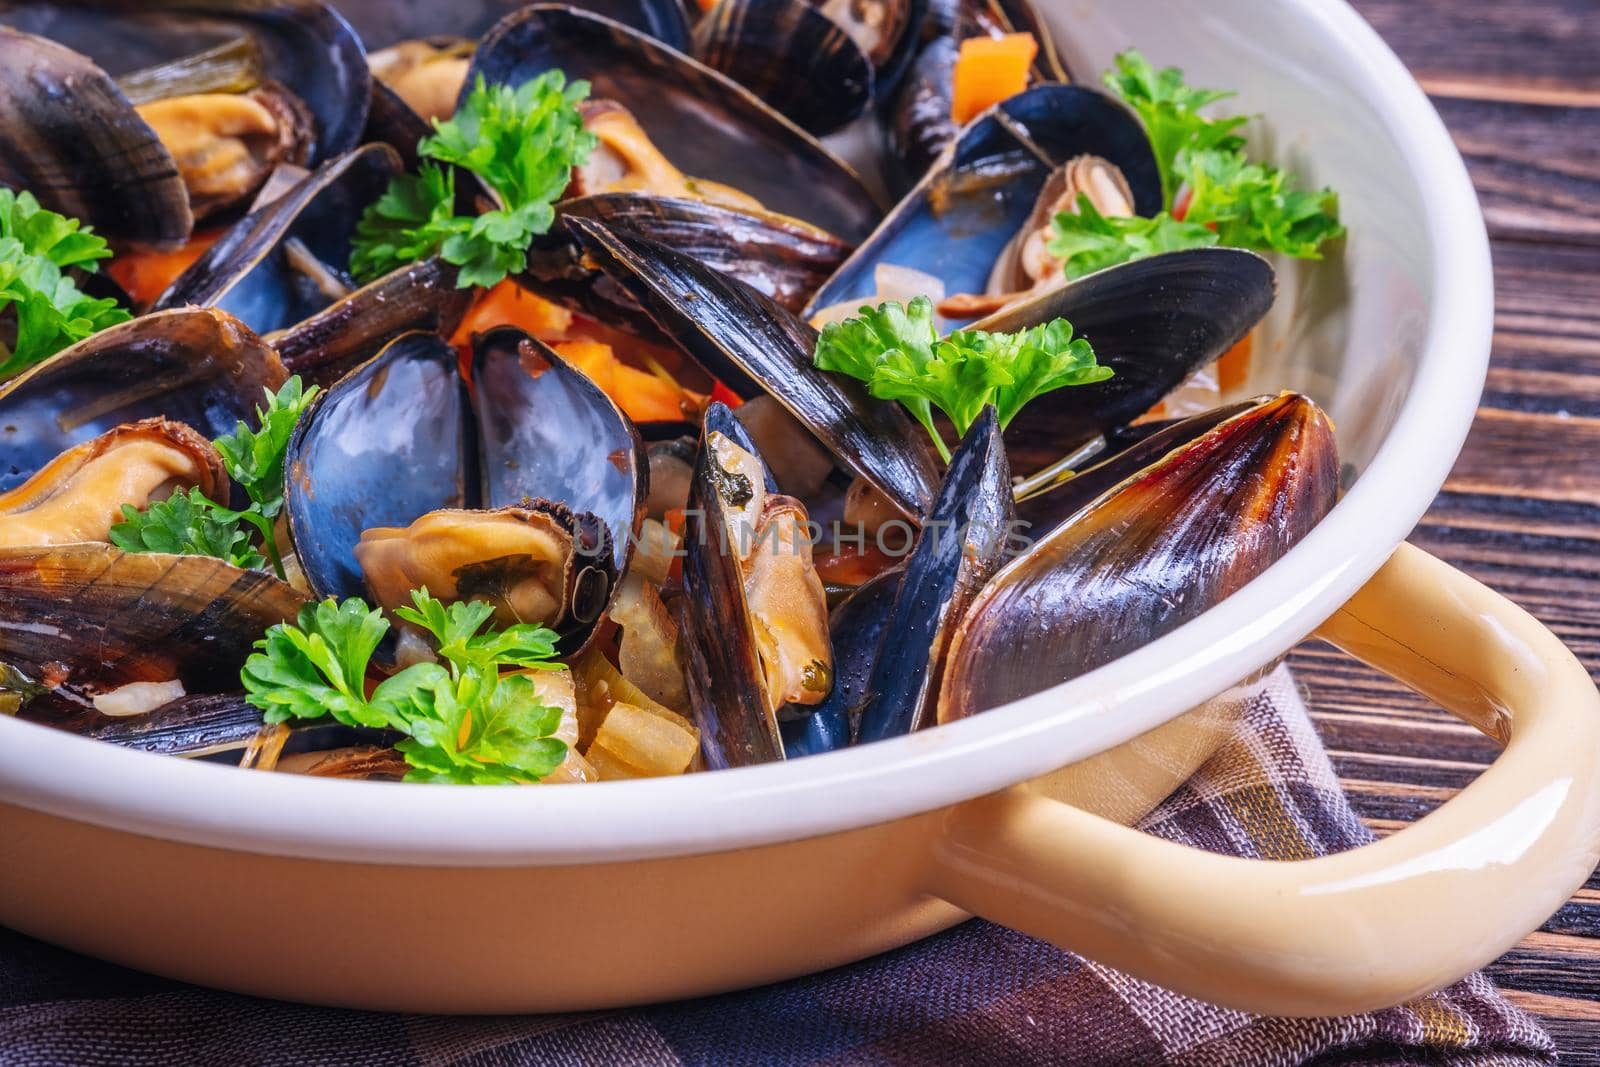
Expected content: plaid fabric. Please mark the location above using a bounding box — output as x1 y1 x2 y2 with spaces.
0 668 1555 1066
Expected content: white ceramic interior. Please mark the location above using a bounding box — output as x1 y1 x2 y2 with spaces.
0 0 1492 866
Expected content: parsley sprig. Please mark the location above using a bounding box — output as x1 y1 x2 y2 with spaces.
1048 50 1344 278
814 296 1111 461
241 590 569 784
350 71 597 289
0 189 131 380
110 487 267 571
110 376 319 579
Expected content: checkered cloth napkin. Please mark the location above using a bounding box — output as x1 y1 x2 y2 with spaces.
0 668 1555 1066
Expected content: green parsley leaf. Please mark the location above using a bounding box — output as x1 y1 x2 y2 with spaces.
240 592 569 784
0 189 131 380
396 671 567 785
813 296 943 454
349 71 597 289
1047 195 1219 278
394 588 562 675
109 487 267 571
1103 49 1246 207
212 375 321 519
348 164 467 283
242 598 397 728
814 296 1111 461
1178 147 1345 258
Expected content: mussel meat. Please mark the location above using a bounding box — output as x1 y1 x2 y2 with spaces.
0 308 286 492
679 403 833 768
0 418 226 547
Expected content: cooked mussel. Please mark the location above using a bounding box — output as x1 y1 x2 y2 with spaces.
692 0 875 136
465 5 881 242
971 248 1276 466
284 328 645 654
886 0 1071 189
939 393 1339 721
807 83 1162 320
855 406 1013 742
0 0 371 239
522 193 853 332
804 0 926 93
566 217 942 520
0 418 227 547
153 144 472 384
0 27 192 248
779 564 900 757
0 542 304 744
0 308 286 492
357 506 598 631
679 403 833 768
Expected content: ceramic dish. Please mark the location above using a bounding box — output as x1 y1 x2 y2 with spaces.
2 0 1598 1019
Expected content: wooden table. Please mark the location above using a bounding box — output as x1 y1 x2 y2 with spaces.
1286 0 1600 1057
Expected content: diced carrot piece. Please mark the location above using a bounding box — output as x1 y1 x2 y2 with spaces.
554 338 619 398
951 33 1038 125
1216 330 1255 393
106 231 221 308
449 279 573 349
554 340 695 424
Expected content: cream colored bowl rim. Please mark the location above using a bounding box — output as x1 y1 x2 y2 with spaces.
0 0 1492 868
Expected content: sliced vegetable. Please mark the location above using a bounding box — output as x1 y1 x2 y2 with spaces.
951 33 1039 125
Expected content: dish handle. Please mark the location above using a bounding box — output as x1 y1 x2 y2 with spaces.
925 542 1600 1017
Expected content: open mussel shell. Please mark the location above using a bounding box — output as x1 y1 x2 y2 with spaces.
466 5 881 242
471 326 647 582
1 0 371 163
806 83 1161 319
156 144 399 319
0 309 286 492
154 143 471 385
977 248 1277 464
0 543 304 720
856 407 1014 743
285 328 645 653
522 193 854 330
284 332 469 603
0 27 191 248
780 564 900 758
806 0 926 96
692 0 874 137
567 217 941 520
334 0 692 51
940 393 1340 722
679 403 784 768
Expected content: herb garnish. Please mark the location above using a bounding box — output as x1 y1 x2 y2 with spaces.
1048 50 1344 277
0 190 131 380
241 590 569 784
110 376 319 578
814 296 1110 461
350 71 598 289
